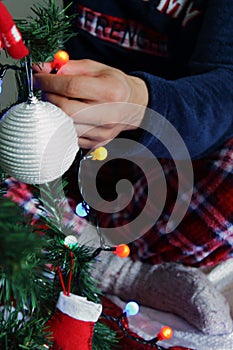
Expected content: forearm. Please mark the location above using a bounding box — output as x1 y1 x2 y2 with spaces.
131 67 233 159
129 0 233 160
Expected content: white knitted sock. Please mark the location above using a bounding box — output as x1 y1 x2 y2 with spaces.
91 254 232 335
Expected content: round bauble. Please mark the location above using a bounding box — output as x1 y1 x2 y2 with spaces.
0 98 79 184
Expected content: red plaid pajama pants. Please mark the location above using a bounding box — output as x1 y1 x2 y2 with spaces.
6 137 233 268
77 137 233 267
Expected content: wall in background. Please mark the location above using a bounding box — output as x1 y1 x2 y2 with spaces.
0 0 63 111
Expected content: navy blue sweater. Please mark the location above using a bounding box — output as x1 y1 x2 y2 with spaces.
64 0 233 159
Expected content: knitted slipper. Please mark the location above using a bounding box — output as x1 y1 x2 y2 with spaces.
91 254 232 335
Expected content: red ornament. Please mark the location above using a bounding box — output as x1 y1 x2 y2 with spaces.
0 2 29 59
114 244 130 258
47 292 102 350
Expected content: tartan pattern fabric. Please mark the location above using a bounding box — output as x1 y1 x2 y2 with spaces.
92 138 233 267
4 137 233 268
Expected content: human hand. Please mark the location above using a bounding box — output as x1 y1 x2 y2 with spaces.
33 59 148 149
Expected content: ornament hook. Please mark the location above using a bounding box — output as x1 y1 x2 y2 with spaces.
25 55 36 103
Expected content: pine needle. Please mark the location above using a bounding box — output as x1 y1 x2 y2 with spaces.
15 0 77 63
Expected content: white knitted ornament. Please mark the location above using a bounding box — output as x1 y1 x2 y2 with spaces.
0 97 79 184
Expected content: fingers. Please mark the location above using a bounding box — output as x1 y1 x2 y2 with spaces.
33 58 128 102
33 59 106 75
43 92 117 149
43 92 88 116
44 90 144 129
34 73 114 101
32 58 147 149
78 137 102 149
78 137 110 149
76 123 119 140
34 73 129 103
58 59 106 75
76 124 114 149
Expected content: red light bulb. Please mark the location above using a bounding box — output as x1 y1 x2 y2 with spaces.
157 326 173 341
114 244 130 258
52 50 69 70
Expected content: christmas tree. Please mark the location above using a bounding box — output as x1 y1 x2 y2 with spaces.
0 2 181 349
0 1 118 348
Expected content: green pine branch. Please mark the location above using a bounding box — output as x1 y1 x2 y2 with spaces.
16 0 77 63
0 198 53 349
35 180 119 349
11 0 77 104
93 322 118 350
0 172 119 350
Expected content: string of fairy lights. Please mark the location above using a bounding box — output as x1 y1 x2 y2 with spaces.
63 233 174 350
68 108 174 349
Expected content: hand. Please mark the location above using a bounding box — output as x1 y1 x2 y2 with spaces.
34 59 148 149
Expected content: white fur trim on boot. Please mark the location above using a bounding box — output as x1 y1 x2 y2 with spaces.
56 292 102 322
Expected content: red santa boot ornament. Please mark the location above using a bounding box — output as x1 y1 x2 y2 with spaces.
47 291 102 350
0 1 29 59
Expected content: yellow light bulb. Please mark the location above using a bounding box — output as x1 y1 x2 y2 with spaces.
90 147 108 161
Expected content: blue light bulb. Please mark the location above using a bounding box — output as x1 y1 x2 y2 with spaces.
124 301 139 317
0 80 2 94
75 202 90 217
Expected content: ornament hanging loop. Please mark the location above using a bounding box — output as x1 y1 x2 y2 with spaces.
24 55 36 104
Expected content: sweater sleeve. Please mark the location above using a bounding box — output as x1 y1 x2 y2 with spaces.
130 0 233 159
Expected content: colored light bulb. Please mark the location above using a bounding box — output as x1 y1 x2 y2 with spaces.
124 301 139 317
157 326 173 340
64 235 78 248
90 147 108 161
114 244 130 258
0 80 2 94
75 202 90 217
52 50 69 69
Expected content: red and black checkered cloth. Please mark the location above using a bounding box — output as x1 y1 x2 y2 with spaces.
5 137 233 269
84 137 233 268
